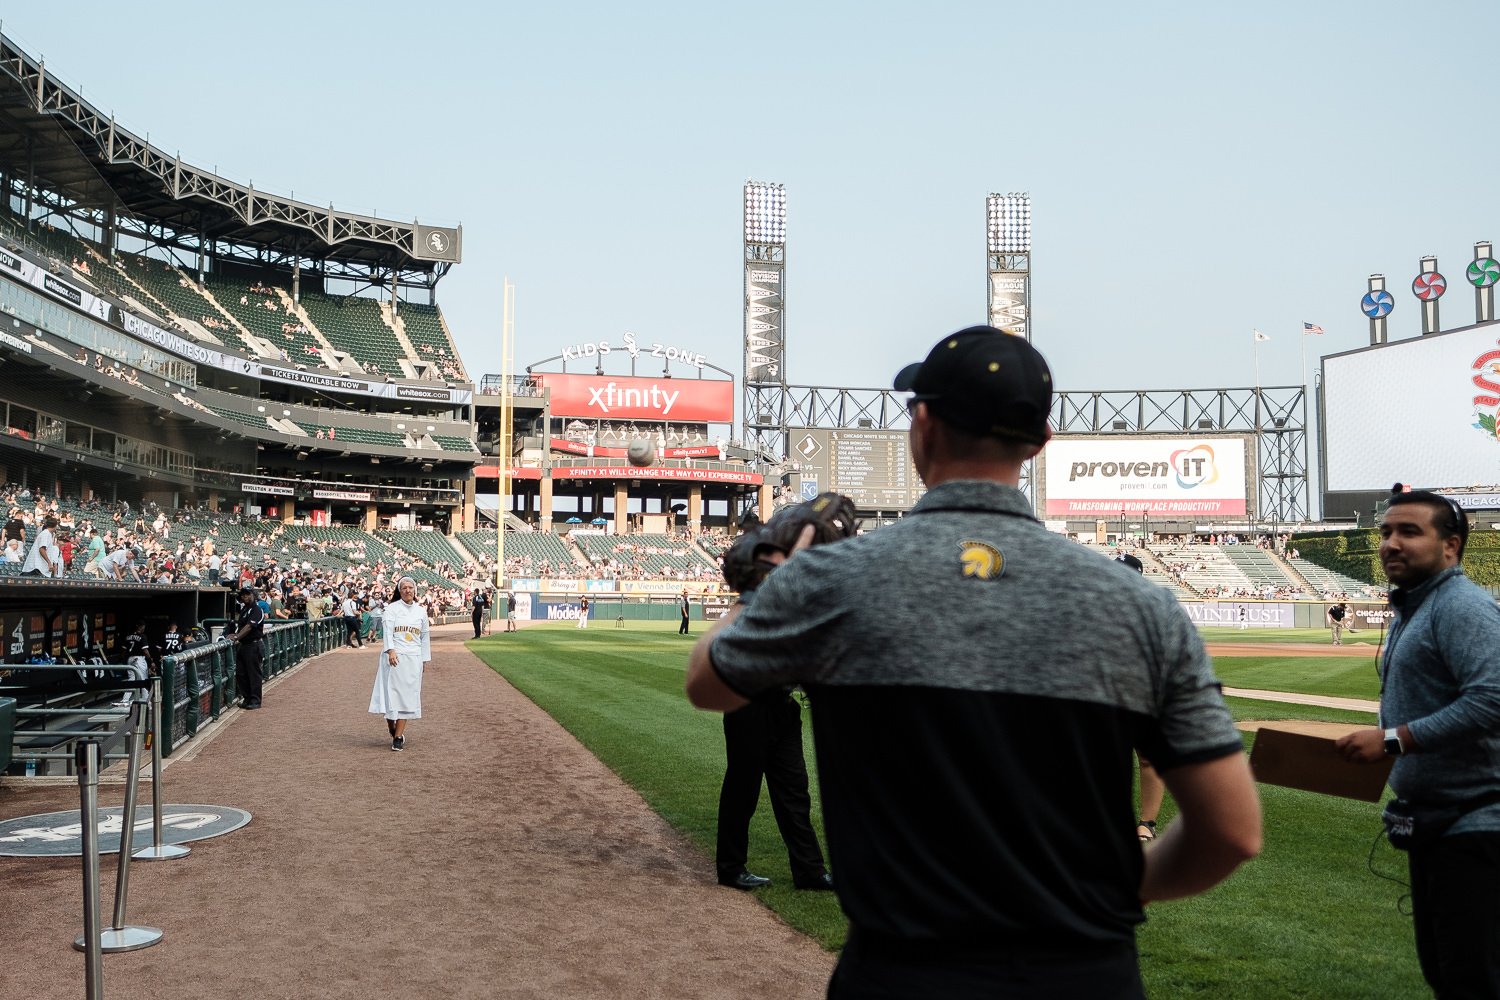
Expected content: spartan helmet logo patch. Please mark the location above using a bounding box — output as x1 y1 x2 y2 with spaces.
959 540 1004 580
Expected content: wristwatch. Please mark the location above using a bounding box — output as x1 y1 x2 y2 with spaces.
1383 727 1406 756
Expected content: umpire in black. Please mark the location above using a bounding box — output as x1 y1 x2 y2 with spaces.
716 688 833 890
232 585 266 710
714 525 833 892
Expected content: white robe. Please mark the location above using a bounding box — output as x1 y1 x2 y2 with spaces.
368 599 431 720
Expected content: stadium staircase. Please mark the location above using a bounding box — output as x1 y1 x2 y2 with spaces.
393 302 468 381
298 292 408 378
1273 552 1316 596
378 302 424 367
1221 547 1304 595
1137 547 1200 597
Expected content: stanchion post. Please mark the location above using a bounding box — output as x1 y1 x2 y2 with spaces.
134 675 189 861
76 696 163 953
76 740 105 1000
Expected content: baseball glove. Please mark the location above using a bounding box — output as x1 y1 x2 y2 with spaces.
719 524 778 594
719 494 859 594
761 492 860 554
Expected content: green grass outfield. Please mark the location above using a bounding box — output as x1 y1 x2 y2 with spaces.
471 623 1424 998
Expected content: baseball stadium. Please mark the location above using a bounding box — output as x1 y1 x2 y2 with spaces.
1 25 1497 1000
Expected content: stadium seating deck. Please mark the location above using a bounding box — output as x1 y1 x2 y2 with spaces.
398 302 467 381
455 530 497 564
432 435 478 453
572 532 718 580
1150 544 1256 596
299 292 405 377
496 531 576 576
1220 547 1306 595
381 530 472 572
1291 558 1387 600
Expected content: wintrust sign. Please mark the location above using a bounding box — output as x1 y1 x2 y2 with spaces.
535 373 733 423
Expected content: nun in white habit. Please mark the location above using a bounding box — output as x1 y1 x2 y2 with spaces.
369 577 431 751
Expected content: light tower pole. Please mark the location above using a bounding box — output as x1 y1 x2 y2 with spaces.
987 192 1034 507
743 180 788 467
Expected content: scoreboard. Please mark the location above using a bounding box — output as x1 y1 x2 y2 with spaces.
790 428 922 510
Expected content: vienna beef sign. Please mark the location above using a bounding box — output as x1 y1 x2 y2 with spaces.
534 373 733 423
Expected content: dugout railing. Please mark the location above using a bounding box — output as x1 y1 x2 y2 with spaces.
152 615 347 757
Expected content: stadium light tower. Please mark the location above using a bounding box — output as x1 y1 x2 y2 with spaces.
987 192 1035 509
986 192 1031 340
743 180 788 467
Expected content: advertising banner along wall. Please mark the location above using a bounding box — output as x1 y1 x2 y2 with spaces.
1042 437 1249 516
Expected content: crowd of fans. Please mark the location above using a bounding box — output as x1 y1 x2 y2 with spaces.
0 488 479 620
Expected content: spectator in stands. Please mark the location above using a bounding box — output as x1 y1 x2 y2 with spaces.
83 528 106 577
22 515 62 577
3 537 22 563
4 507 23 543
103 545 141 583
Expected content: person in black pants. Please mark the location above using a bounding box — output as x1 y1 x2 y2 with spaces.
232 586 266 710
678 589 692 635
471 587 489 639
715 688 833 891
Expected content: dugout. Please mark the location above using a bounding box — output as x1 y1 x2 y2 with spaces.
0 577 233 664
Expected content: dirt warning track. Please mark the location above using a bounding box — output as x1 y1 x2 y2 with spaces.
0 624 834 1000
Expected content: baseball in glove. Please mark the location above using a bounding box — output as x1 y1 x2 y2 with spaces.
719 493 859 594
761 492 860 553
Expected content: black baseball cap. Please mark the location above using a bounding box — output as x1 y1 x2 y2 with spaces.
1115 553 1144 574
894 326 1052 444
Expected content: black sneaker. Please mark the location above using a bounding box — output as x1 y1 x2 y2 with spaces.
392 736 405 752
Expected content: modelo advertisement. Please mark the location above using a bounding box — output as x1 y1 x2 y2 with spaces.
1324 327 1500 492
534 373 733 423
1041 437 1249 516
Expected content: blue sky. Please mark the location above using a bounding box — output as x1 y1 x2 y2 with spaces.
4 2 1497 400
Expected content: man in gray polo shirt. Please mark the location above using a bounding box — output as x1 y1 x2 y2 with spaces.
687 326 1261 999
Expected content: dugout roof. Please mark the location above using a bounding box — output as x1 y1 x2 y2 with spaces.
0 33 460 274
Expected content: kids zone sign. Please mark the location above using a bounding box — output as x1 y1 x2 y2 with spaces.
1041 437 1249 516
533 373 734 423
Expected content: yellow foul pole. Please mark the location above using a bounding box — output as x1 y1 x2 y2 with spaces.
496 279 515 586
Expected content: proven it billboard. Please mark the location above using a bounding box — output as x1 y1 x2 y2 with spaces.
1041 437 1249 516
533 373 733 423
1323 327 1500 492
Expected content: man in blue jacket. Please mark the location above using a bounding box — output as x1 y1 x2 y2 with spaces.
1337 491 1500 997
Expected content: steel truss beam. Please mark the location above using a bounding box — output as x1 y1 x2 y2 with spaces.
0 34 450 270
746 383 1310 522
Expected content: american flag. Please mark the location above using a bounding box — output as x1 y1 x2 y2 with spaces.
1303 322 1325 335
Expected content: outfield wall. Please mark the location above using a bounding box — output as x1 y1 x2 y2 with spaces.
506 589 1389 631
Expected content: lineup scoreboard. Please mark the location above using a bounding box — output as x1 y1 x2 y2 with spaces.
790 428 921 510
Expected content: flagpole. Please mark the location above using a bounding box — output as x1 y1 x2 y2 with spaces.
1300 331 1307 406
1253 337 1261 389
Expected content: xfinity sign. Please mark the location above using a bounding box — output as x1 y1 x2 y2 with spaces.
588 382 681 416
533 372 734 423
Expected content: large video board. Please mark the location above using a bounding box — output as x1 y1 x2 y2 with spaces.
1040 437 1251 517
790 428 921 510
1323 325 1500 492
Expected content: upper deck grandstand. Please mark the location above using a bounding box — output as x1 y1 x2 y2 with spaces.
0 31 477 548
